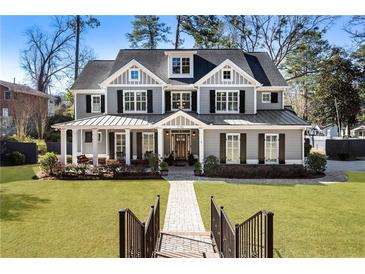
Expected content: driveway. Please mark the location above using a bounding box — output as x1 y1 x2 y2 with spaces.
326 160 365 172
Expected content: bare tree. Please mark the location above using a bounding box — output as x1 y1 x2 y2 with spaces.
8 95 33 139
344 16 365 45
31 96 48 139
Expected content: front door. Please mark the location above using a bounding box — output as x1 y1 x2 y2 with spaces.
175 134 187 159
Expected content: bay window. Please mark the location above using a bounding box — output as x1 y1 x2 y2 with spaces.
124 90 147 113
216 91 239 112
265 134 279 164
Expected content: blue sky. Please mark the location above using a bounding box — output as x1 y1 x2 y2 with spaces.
0 15 355 93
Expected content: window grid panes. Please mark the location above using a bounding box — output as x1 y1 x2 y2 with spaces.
182 58 190 74
4 91 11 100
92 95 101 112
262 93 271 103
226 134 240 164
171 92 191 110
115 133 126 160
223 70 231 80
130 70 139 81
124 91 146 112
216 91 238 112
265 134 278 163
143 133 155 155
172 58 181 74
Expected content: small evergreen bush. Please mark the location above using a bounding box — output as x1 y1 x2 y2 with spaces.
8 151 26 165
305 152 327 174
39 152 59 176
204 155 220 176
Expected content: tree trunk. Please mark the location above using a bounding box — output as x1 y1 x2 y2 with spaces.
75 15 80 81
175 16 181 49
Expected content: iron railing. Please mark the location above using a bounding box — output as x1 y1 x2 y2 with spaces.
119 195 160 258
210 196 274 258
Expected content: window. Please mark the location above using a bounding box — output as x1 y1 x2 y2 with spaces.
216 91 239 112
115 133 126 160
98 132 102 143
91 95 101 113
129 69 140 81
262 92 271 103
4 91 10 100
226 134 240 164
171 57 190 75
143 132 155 156
85 132 92 143
171 92 191 110
265 134 279 164
124 90 147 113
222 69 232 81
2 108 9 117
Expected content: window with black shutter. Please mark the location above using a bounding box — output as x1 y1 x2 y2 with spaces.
85 131 92 143
210 90 215 113
86 95 91 113
117 90 123 113
147 90 153 113
271 92 278 103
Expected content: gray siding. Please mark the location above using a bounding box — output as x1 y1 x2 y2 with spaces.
200 86 255 114
81 129 107 155
257 90 283 110
201 65 254 85
107 86 163 114
110 65 160 85
75 93 105 119
204 129 302 162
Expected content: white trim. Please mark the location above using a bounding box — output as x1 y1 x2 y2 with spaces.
100 59 166 87
123 90 148 113
254 87 257 114
107 84 163 87
262 92 271 104
197 86 201 114
286 160 303 164
221 68 232 82
128 68 140 82
171 91 192 111
155 110 206 127
114 132 126 160
246 159 259 164
257 86 288 91
91 95 101 113
226 133 240 164
302 129 305 164
197 84 256 88
162 88 165 114
72 89 105 94
164 51 197 56
215 90 240 113
195 59 262 86
264 133 279 164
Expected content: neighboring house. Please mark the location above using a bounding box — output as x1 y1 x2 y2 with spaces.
351 125 365 138
53 49 309 166
0 80 49 137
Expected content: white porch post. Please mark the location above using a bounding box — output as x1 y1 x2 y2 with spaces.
106 129 109 159
199 128 204 164
72 129 78 164
125 129 131 165
92 129 98 166
157 128 164 159
197 87 200 114
60 129 67 165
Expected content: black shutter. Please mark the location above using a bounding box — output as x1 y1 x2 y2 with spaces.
279 133 285 164
210 90 215 113
271 92 278 103
239 90 245 113
240 133 247 164
192 91 197 112
86 95 91 113
101 95 105 113
220 133 226 164
130 132 133 160
109 132 115 159
165 91 171 111
258 133 265 164
117 90 123 113
147 90 153 113
137 132 142 159
154 132 158 154
85 131 92 143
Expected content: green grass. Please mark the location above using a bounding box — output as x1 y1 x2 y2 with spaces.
0 165 169 258
194 172 365 258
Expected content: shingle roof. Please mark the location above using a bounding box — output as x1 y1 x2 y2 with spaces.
71 49 287 89
0 80 50 98
71 60 114 89
52 109 308 129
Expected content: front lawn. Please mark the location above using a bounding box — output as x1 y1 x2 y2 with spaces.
194 172 365 258
0 165 169 257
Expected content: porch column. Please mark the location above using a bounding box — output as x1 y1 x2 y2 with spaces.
125 129 131 165
60 128 67 165
92 129 98 166
72 129 78 164
157 128 164 159
199 128 204 164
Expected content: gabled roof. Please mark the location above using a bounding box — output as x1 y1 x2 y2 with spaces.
71 49 287 89
0 80 50 98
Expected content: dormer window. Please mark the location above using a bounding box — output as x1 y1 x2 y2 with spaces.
129 68 140 81
165 51 196 78
172 57 190 75
222 68 232 81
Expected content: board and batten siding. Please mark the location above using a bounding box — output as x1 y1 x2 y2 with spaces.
110 65 160 85
76 93 105 119
256 90 283 110
199 86 255 114
204 129 303 162
201 65 254 85
106 86 163 114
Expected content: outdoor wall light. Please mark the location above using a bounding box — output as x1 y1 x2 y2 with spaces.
166 132 169 136
192 131 196 137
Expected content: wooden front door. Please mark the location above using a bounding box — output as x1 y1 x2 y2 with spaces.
175 134 187 159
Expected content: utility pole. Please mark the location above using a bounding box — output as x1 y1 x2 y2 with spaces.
74 15 80 81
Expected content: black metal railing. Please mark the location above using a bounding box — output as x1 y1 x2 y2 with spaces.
119 195 160 258
210 196 274 258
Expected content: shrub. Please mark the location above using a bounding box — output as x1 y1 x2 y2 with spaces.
188 153 196 166
194 161 202 172
146 153 159 173
305 152 327 174
7 151 26 165
160 161 169 171
39 152 59 176
204 155 220 176
105 159 122 177
304 142 312 157
165 153 174 166
35 139 47 155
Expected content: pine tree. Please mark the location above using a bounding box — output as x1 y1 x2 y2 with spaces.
127 16 170 49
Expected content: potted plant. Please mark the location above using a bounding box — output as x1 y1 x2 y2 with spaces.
159 161 169 176
194 161 202 176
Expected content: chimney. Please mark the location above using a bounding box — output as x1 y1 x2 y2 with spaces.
13 77 15 84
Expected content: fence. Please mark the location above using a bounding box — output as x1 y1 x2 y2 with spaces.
210 196 274 258
119 195 160 258
46 142 72 154
326 139 365 159
0 141 38 165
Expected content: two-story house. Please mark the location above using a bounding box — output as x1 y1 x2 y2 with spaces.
53 49 309 167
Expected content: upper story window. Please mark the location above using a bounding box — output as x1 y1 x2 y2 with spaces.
262 92 271 103
222 69 232 81
171 91 191 111
216 90 239 113
165 51 196 78
172 57 190 75
129 68 140 81
4 90 11 100
2 108 9 117
91 95 101 113
124 90 147 113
